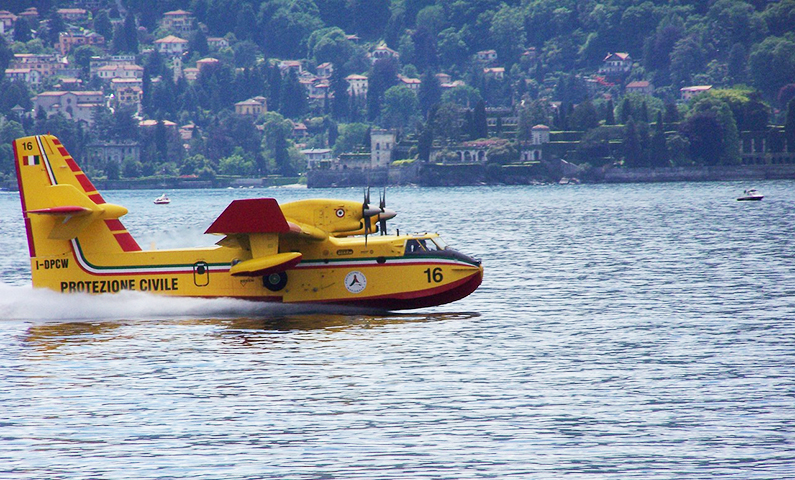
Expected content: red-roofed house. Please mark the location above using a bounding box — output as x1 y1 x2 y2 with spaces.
680 85 712 101
600 53 632 75
155 35 188 56
161 10 194 34
626 80 653 95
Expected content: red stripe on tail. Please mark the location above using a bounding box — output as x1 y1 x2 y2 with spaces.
114 232 142 252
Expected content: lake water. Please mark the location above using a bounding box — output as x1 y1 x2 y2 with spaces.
1 181 794 479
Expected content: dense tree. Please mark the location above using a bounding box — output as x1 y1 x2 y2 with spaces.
310 27 354 66
749 37 795 96
348 0 390 40
650 112 669 167
622 117 644 167
367 57 399 121
683 96 741 165
418 72 442 117
707 0 767 52
259 2 324 58
123 14 139 54
235 3 258 43
569 100 599 131
43 10 66 47
437 28 469 69
785 99 795 152
441 85 482 109
473 100 488 139
13 18 32 43
382 85 419 131
189 28 209 57
279 69 308 119
93 10 114 40
331 122 368 156
670 35 707 87
760 0 795 37
0 37 11 78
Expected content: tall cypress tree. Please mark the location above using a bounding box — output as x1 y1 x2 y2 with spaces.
330 63 349 121
786 98 795 153
280 69 307 119
418 72 441 117
473 100 488 139
123 14 138 54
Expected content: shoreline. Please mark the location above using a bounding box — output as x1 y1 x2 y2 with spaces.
3 163 794 192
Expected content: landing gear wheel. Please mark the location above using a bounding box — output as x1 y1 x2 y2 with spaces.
263 271 288 291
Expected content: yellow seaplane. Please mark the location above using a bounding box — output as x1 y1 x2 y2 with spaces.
12 135 483 310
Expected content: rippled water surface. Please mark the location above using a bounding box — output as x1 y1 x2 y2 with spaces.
1 182 794 479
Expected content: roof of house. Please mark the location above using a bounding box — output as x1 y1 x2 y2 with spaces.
139 119 177 127
681 85 712 92
604 52 631 61
98 64 143 71
155 35 188 44
164 9 192 16
626 81 651 88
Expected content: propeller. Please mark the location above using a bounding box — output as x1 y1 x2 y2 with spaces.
362 187 380 244
377 187 396 235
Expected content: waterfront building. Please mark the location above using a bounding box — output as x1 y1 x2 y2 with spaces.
302 148 333 170
371 129 396 168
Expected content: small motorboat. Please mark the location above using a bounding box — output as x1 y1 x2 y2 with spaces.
154 193 171 205
737 189 763 201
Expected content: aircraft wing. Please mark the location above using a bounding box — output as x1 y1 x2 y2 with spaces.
205 198 327 277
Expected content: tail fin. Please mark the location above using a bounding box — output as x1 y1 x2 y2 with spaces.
14 135 141 285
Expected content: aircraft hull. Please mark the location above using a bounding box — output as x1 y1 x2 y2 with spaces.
31 240 483 310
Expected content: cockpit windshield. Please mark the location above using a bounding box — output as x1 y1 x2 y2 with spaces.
404 236 446 254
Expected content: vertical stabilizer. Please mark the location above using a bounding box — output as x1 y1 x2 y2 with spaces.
14 135 141 286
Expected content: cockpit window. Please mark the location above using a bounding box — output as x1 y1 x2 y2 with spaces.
431 237 447 250
405 237 443 254
405 239 426 253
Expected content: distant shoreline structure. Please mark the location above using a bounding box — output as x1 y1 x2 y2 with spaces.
3 164 795 192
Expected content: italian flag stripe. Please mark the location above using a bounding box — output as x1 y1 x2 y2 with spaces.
24 155 40 166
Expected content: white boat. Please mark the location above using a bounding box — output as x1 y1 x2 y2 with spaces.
737 189 763 201
154 193 170 205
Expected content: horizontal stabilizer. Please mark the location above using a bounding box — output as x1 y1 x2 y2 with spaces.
26 184 128 240
206 198 289 235
230 251 303 277
27 206 93 216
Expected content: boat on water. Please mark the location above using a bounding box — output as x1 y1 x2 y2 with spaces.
737 189 763 201
154 193 170 204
